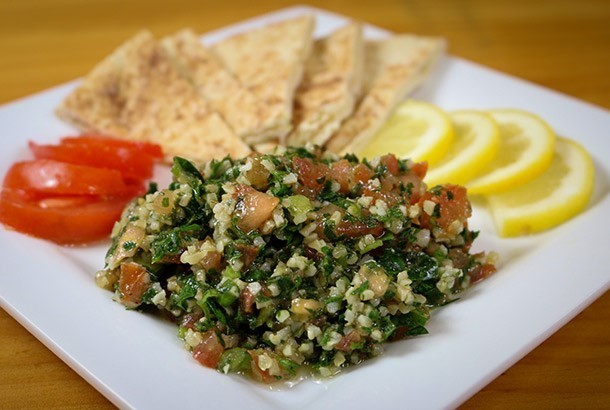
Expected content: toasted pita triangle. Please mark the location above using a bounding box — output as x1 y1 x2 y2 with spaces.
211 15 315 142
55 32 154 137
286 21 364 147
326 35 445 155
161 29 279 144
57 30 249 163
119 32 250 162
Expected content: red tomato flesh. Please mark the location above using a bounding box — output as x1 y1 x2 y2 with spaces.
0 135 159 245
418 184 471 230
234 184 280 233
0 189 134 245
29 141 154 181
118 261 151 308
3 159 131 196
293 157 330 194
61 135 164 159
192 331 225 368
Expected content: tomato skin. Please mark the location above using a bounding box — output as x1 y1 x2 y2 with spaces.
3 159 131 196
29 141 154 181
0 135 158 245
60 135 163 159
0 189 135 245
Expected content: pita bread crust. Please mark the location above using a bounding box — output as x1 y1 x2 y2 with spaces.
326 35 445 155
120 34 250 162
161 29 281 143
252 139 280 154
55 31 155 137
286 21 364 147
212 15 315 141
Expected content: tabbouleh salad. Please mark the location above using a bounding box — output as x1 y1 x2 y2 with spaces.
96 145 496 383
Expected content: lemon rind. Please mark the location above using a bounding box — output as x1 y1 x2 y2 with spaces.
425 110 500 187
466 109 556 195
360 100 454 164
487 137 594 237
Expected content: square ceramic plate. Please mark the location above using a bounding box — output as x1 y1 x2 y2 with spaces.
1 6 609 409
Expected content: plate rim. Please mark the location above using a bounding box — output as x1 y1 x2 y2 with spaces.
1 5 609 410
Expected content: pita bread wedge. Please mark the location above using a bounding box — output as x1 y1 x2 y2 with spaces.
120 32 250 162
286 21 364 147
161 29 279 143
325 35 445 155
252 139 280 154
55 31 154 137
211 15 315 143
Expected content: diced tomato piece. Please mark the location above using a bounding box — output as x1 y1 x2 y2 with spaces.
362 179 402 207
192 331 225 369
200 248 224 272
330 159 353 193
60 135 163 159
29 141 154 181
3 159 131 196
0 189 136 245
325 160 374 195
335 220 384 238
240 287 256 314
380 154 400 176
336 330 362 352
234 184 279 233
235 243 260 270
418 184 471 230
469 263 497 284
118 261 151 308
293 157 329 194
353 163 374 184
248 350 276 384
180 313 203 330
410 161 428 179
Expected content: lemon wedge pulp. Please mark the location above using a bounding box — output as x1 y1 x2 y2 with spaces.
486 137 594 237
425 110 500 187
359 100 454 164
466 109 555 195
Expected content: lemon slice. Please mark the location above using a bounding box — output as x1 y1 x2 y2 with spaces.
425 110 500 187
466 109 555 195
359 100 454 164
486 137 594 237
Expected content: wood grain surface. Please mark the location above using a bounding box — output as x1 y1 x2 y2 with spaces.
1 0 608 408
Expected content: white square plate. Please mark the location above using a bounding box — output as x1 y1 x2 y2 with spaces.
1 6 609 409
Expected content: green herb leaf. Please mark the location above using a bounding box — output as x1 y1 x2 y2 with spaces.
218 348 252 373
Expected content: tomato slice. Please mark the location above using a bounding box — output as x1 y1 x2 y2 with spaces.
0 189 135 245
3 159 132 196
60 135 164 159
29 141 154 181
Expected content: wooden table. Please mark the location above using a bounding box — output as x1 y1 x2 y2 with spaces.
1 0 608 408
